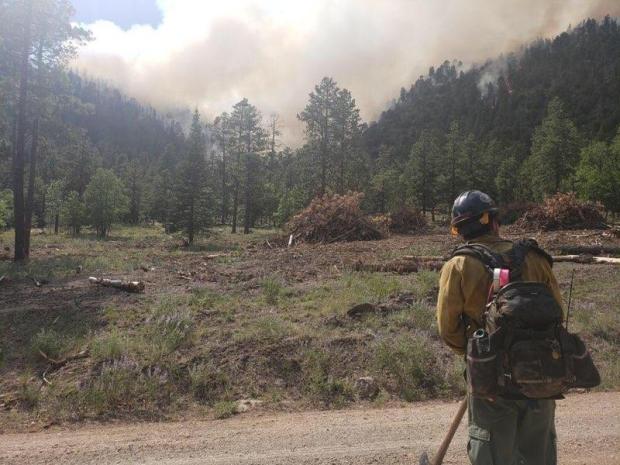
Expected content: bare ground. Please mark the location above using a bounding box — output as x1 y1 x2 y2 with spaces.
2 391 618 465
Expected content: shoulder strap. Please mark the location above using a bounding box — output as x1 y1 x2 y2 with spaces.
450 243 505 273
519 238 554 267
504 240 529 281
451 239 549 280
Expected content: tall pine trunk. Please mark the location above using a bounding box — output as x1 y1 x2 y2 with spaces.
188 200 195 244
24 39 45 257
24 118 38 256
13 1 33 261
221 147 228 225
320 144 327 195
243 157 251 234
231 186 238 233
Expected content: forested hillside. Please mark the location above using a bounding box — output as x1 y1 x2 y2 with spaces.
1 3 619 260
364 16 620 212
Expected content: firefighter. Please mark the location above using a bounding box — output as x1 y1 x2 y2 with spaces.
436 190 563 465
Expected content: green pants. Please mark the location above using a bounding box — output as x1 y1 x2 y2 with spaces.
467 395 557 465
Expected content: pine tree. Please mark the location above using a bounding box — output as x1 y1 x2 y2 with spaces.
526 98 581 200
229 99 266 234
438 121 465 209
84 168 128 238
405 130 440 218
298 77 339 194
123 159 144 224
370 146 405 212
174 109 209 244
213 112 233 225
576 136 620 215
61 190 85 235
45 179 64 233
2 0 88 259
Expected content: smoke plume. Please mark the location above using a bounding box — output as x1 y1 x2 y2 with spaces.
72 0 620 145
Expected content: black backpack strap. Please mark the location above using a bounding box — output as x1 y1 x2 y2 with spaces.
450 243 505 274
520 238 554 267
451 239 549 281
497 239 553 281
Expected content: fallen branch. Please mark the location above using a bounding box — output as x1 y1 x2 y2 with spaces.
28 276 49 287
38 349 89 370
205 254 225 260
41 367 52 386
88 276 145 293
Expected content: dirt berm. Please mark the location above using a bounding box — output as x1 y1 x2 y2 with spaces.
1 391 618 465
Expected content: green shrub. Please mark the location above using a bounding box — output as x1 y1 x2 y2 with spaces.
91 331 128 362
144 300 194 354
0 189 13 229
19 377 40 410
302 349 354 407
81 357 170 416
598 346 620 390
214 400 237 419
374 334 451 401
262 276 282 305
31 328 67 361
188 363 230 404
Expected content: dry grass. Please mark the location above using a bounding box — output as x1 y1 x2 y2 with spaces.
0 224 618 431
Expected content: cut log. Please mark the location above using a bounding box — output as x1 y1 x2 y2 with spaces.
552 255 620 265
554 245 620 256
401 255 449 261
88 276 145 293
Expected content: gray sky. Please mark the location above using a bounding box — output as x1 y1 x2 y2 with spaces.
71 1 620 146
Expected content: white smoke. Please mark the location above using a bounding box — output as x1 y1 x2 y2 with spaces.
72 0 620 146
477 56 510 97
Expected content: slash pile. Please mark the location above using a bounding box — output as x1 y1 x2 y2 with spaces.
388 208 427 233
515 193 607 231
287 192 385 243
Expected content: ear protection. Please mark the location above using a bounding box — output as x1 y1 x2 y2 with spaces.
451 211 491 236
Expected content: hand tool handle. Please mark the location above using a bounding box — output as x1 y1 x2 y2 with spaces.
432 397 468 465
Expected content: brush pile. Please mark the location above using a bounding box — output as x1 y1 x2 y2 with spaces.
500 202 537 225
287 192 385 243
515 193 607 231
389 208 427 233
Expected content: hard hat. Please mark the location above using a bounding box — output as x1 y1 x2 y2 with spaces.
451 190 498 236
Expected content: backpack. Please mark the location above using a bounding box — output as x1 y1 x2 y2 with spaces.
453 239 600 399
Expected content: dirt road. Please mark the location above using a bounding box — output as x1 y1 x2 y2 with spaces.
2 392 618 465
